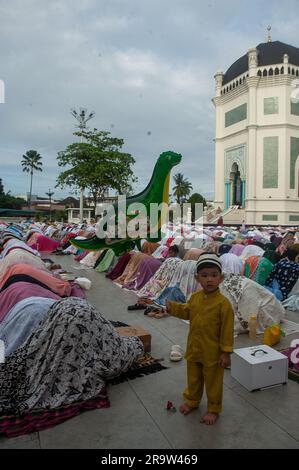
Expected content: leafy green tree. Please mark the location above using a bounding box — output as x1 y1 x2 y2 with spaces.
0 178 5 196
0 180 25 209
21 150 43 208
172 172 193 205
1 193 25 209
188 192 207 222
56 129 137 209
51 209 68 222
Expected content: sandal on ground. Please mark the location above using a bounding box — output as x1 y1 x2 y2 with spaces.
144 306 156 315
154 310 169 319
138 298 153 305
127 303 146 311
147 309 159 317
170 345 183 362
145 307 167 318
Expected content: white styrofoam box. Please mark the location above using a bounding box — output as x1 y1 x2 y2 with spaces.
231 345 288 392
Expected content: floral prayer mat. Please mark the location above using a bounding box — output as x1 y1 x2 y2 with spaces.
280 347 299 383
107 352 168 385
0 321 167 438
0 389 109 438
108 320 168 384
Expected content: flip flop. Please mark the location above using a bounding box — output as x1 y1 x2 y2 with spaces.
147 310 157 317
144 306 156 315
127 304 146 311
154 310 169 319
138 298 153 305
170 345 183 361
146 308 164 317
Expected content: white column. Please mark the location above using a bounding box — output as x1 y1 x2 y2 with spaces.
283 54 289 75
248 47 258 78
213 89 224 209
213 72 224 208
214 70 224 97
246 48 259 223
214 140 224 208
280 128 287 199
246 78 259 223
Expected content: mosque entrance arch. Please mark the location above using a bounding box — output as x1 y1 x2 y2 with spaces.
230 162 243 206
224 144 246 209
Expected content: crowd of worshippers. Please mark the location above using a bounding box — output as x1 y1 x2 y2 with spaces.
0 219 298 428
0 223 145 425
71 224 299 316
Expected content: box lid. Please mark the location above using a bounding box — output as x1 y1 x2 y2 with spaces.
116 326 150 338
233 345 287 364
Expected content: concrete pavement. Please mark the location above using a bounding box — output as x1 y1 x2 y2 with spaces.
1 254 299 449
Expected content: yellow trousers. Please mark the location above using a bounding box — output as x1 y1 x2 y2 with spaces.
183 361 224 413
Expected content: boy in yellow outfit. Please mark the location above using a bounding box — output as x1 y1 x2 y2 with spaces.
166 253 234 425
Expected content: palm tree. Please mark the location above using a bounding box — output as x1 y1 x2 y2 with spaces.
172 173 193 205
21 150 43 208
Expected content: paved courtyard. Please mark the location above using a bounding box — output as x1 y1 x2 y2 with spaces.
1 254 299 449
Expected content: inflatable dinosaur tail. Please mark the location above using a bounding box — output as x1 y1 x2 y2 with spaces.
71 150 182 252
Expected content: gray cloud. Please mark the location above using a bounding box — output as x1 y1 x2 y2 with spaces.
0 0 299 200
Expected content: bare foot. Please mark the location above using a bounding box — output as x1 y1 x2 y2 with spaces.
179 403 195 415
200 412 218 425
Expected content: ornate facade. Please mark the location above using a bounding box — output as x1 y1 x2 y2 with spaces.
213 39 299 225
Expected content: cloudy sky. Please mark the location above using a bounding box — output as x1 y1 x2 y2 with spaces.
0 0 299 201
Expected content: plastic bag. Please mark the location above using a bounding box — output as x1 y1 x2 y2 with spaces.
74 277 92 290
263 324 283 346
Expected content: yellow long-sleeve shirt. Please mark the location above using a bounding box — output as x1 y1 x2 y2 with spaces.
168 288 234 366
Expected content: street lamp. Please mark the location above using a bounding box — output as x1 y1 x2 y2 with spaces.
71 108 95 223
46 188 54 221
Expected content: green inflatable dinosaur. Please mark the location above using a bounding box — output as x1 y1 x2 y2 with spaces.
70 150 182 255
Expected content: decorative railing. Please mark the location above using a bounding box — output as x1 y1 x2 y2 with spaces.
220 63 299 96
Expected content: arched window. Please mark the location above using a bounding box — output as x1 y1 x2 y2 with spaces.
296 70 299 77
274 67 279 75
269 68 273 76
280 67 284 74
233 82 235 89
288 67 291 74
263 69 267 77
229 84 232 90
257 70 262 77
292 68 295 75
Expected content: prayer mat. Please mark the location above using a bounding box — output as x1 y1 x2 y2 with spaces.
0 322 167 438
107 353 168 385
0 389 109 438
280 348 299 383
110 320 129 327
109 320 167 382
288 368 299 383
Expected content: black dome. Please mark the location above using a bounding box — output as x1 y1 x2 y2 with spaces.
223 41 299 85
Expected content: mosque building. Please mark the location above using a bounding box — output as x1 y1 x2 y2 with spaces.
213 28 299 225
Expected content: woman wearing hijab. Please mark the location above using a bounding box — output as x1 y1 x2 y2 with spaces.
265 247 299 300
0 297 144 415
